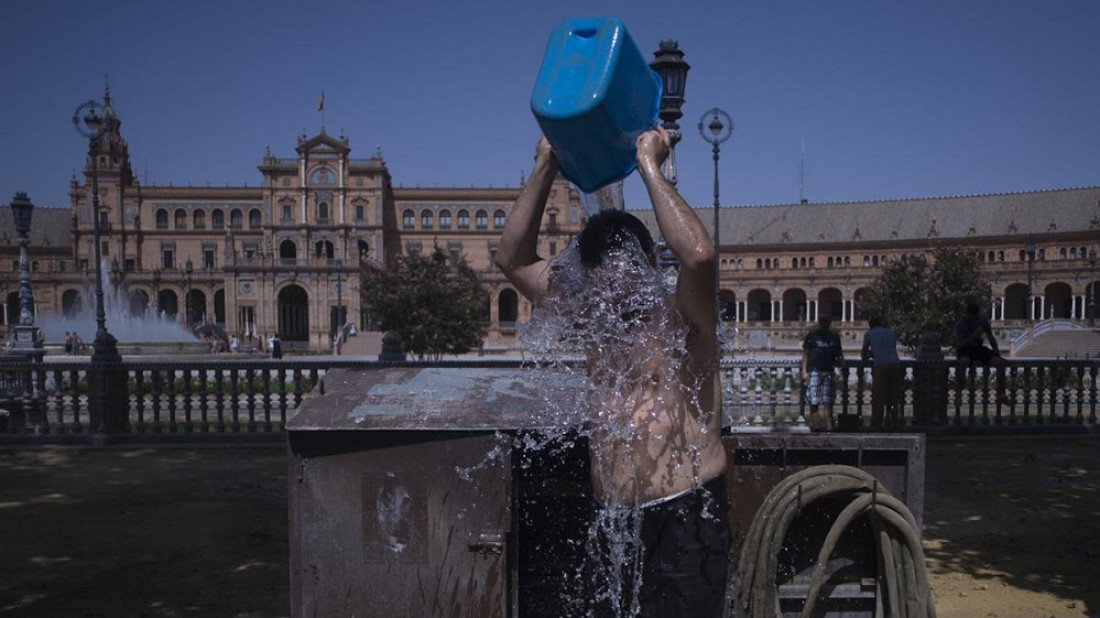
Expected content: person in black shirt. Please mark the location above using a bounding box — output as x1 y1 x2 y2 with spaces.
954 302 1009 404
801 314 844 432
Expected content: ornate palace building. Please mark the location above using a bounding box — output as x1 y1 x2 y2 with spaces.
1 90 1097 354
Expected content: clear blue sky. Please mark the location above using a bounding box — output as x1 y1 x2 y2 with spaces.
2 0 1098 211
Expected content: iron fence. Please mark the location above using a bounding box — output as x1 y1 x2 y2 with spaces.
0 357 1096 442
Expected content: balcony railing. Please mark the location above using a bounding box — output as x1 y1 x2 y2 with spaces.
0 357 1094 442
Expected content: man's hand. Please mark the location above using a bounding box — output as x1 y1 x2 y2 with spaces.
535 136 558 169
635 126 670 176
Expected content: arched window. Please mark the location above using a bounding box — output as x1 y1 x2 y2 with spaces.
279 239 297 260
319 202 330 221
493 209 506 229
756 258 763 269
155 209 168 230
212 210 225 229
193 209 206 230
872 255 879 267
174 208 187 230
439 210 452 229
229 209 243 229
844 256 851 267
457 210 470 229
249 208 262 229
402 209 415 229
863 255 870 267
827 257 834 268
309 166 336 185
421 210 434 229
475 210 489 229
315 240 334 260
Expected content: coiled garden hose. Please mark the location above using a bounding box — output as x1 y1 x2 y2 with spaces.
731 465 936 618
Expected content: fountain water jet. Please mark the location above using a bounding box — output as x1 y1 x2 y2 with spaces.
33 261 205 355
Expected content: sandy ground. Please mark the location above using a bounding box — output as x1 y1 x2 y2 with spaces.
0 435 1097 617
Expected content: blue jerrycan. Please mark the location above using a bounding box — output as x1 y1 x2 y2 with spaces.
530 17 662 193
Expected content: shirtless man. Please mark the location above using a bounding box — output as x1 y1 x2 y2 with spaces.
496 127 729 617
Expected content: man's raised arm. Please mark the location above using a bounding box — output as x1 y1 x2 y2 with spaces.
636 127 717 333
495 137 558 303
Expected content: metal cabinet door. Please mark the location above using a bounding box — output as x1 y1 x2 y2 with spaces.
290 431 512 617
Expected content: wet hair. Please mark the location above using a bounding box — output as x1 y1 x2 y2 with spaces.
575 210 655 270
965 302 981 317
868 316 883 328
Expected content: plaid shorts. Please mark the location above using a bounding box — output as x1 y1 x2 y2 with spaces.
806 370 836 406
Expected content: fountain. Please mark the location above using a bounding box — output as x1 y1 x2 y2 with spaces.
33 261 208 357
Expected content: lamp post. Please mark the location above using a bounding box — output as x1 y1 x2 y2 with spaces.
1025 240 1036 322
649 41 690 284
9 192 43 357
335 259 346 329
184 258 194 328
698 107 734 297
72 99 119 362
151 268 161 315
649 40 690 185
1089 248 1097 328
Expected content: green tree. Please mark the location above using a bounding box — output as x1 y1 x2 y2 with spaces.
361 248 487 360
859 247 990 351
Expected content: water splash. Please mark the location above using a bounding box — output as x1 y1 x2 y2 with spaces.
518 238 721 616
577 180 625 218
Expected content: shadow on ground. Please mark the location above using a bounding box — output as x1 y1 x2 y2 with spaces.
922 435 1100 617
0 445 288 618
1 436 1098 617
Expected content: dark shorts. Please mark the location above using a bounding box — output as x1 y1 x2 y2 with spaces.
957 346 998 364
588 476 731 618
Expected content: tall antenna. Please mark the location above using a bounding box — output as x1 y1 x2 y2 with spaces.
799 134 807 204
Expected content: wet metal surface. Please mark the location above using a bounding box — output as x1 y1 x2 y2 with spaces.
289 366 926 617
290 366 584 431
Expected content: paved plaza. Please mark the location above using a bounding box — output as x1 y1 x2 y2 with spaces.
0 436 1098 617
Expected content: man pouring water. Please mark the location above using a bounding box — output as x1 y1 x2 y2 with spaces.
496 127 730 617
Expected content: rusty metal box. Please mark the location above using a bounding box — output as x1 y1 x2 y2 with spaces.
287 366 925 617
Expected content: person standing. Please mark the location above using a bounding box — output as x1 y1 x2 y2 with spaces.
496 128 730 617
861 317 902 429
802 314 844 432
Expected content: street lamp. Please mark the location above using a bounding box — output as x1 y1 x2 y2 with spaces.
698 107 734 297
649 40 690 184
1025 240 1036 322
649 41 690 282
72 99 119 361
9 192 43 356
151 268 161 316
184 258 194 328
335 259 346 329
1088 248 1097 328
